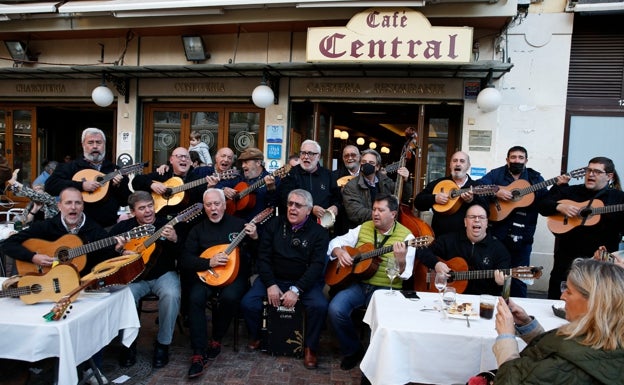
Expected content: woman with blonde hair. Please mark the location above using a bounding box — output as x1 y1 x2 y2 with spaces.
492 258 624 384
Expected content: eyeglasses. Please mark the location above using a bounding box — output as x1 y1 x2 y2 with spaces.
584 167 607 175
343 153 359 158
299 151 319 158
173 154 190 160
466 215 487 221
287 201 306 209
560 281 568 293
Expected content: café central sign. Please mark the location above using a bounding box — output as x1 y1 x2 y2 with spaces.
307 8 473 64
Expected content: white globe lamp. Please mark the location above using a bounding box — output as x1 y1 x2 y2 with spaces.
477 87 502 113
91 84 114 107
252 83 274 109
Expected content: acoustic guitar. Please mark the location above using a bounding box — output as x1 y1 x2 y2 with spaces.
225 165 290 215
546 199 624 234
413 256 543 294
197 207 274 287
16 224 155 275
0 264 80 304
124 203 204 265
432 180 499 215
152 169 239 213
336 161 402 188
43 253 145 321
73 162 147 203
489 168 585 221
325 235 434 289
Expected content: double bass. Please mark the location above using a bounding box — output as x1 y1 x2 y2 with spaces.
394 127 435 240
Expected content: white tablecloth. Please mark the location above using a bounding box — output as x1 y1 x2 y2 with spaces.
361 290 567 385
0 281 140 385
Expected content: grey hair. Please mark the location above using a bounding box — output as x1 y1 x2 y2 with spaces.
288 189 313 208
361 149 382 165
81 127 106 143
204 188 225 202
301 139 321 154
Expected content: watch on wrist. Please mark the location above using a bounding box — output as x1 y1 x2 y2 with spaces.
289 286 300 296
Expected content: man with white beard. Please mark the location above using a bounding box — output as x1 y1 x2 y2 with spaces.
45 127 132 228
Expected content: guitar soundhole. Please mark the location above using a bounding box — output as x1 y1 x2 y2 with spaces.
511 190 521 200
31 284 42 294
57 249 70 263
96 176 104 183
163 189 173 199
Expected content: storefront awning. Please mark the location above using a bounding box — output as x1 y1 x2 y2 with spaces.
0 61 512 81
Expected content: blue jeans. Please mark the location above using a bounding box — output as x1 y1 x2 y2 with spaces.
241 278 328 351
328 282 384 356
129 271 181 345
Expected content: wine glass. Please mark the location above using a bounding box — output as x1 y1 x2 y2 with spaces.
442 287 456 310
434 272 447 304
385 257 400 295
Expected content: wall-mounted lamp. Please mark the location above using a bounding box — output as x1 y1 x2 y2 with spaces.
356 137 365 146
477 69 502 113
252 71 279 109
340 131 349 140
91 72 130 107
4 41 38 64
380 146 390 154
334 129 342 138
182 35 210 62
369 142 377 150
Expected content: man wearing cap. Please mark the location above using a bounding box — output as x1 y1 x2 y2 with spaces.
223 148 278 222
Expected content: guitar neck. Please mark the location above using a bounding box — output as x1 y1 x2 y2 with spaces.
170 178 207 194
355 240 409 263
223 226 249 255
142 217 180 249
69 228 136 259
0 286 35 298
449 186 496 199
516 174 565 197
384 161 400 174
450 268 512 281
590 203 624 216
237 178 266 200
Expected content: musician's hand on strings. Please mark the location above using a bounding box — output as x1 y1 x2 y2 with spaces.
267 284 282 307
243 222 258 240
333 247 353 267
460 190 474 203
32 253 55 267
397 166 409 181
150 182 168 195
556 175 571 185
156 164 169 175
434 261 450 275
593 245 608 261
161 224 178 243
210 252 229 268
434 192 449 205
496 188 513 201
111 174 123 186
114 236 130 255
556 202 580 217
82 180 101 192
494 270 505 285
392 241 407 273
264 175 276 190
206 175 221 189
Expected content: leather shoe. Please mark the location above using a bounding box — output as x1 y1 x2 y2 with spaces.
304 347 318 369
340 346 365 371
152 342 169 368
247 339 261 351
119 343 136 368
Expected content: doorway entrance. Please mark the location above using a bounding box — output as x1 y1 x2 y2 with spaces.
289 102 463 196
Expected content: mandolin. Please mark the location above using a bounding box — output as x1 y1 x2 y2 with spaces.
325 235 434 289
17 224 155 275
152 169 239 213
197 207 274 287
547 199 624 234
0 264 80 304
43 253 145 321
489 168 585 221
225 165 290 215
413 256 543 294
432 180 499 215
73 162 148 203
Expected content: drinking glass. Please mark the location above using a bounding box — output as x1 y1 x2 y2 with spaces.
434 272 447 303
442 287 456 310
385 257 400 295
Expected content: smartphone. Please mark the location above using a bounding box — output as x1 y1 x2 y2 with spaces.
502 276 511 303
401 290 420 300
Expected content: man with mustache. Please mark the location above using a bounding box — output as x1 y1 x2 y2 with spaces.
45 127 132 228
418 203 510 296
415 151 484 236
538 156 624 299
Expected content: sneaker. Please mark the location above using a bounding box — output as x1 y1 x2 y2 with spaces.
187 354 208 378
206 340 221 360
83 368 109 385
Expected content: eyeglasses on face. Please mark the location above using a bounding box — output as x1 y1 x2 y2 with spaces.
287 201 307 209
466 215 487 221
299 151 319 158
343 153 359 158
560 281 568 293
584 167 607 175
173 154 190 160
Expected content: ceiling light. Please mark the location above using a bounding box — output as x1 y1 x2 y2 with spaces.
356 137 365 145
369 142 377 150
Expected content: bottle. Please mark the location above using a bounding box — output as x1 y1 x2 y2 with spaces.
618 236 624 252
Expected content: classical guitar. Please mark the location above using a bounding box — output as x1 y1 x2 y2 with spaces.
73 162 148 203
152 169 240 213
546 199 624 234
124 203 204 265
43 253 145 321
413 256 543 294
0 264 80 304
432 180 499 215
197 207 274 287
225 165 290 215
16 224 155 275
325 235 434 289
489 168 585 221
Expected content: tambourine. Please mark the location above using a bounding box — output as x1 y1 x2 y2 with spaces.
318 210 336 229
